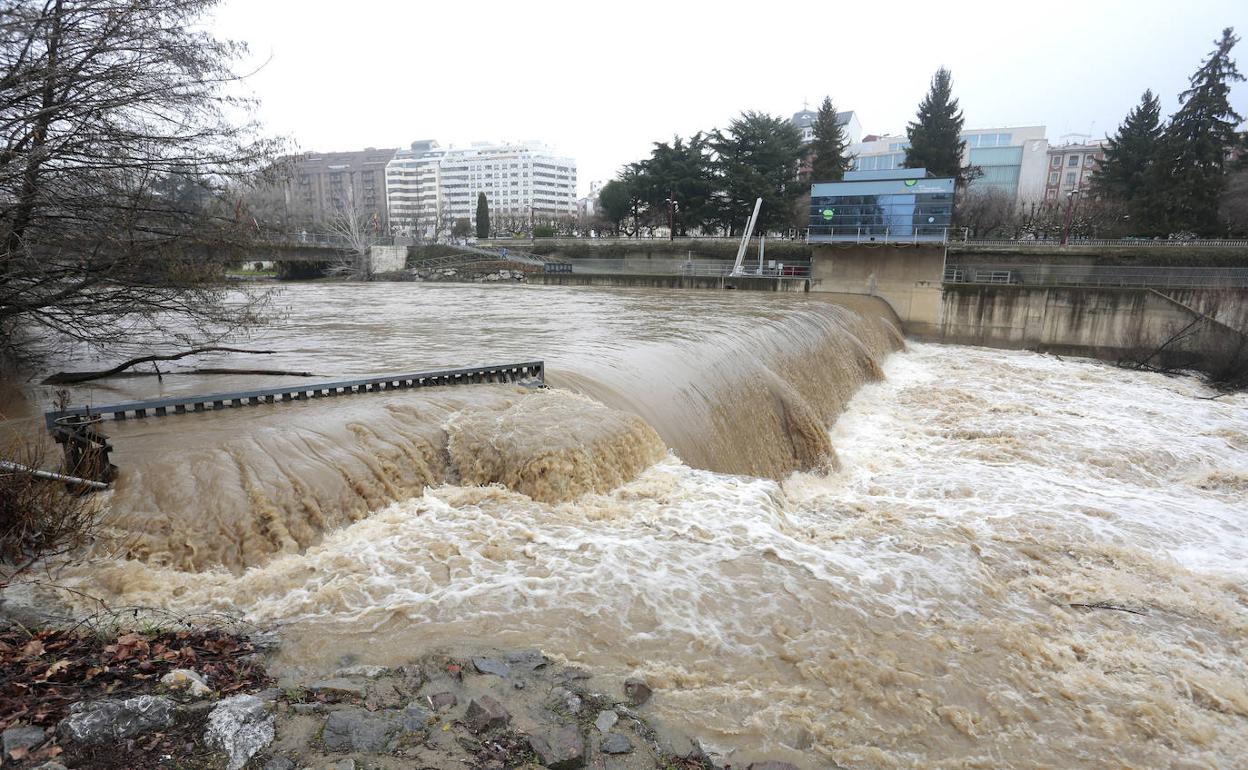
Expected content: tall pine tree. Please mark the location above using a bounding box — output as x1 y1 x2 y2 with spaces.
904 68 966 180
475 192 490 238
810 96 851 181
1093 90 1165 233
1160 27 1244 235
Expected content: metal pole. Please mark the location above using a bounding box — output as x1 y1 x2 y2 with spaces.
0 460 109 490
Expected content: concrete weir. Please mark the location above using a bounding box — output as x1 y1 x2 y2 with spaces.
528 272 809 291
808 242 1248 374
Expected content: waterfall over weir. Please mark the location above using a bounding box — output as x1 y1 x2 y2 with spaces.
78 287 903 571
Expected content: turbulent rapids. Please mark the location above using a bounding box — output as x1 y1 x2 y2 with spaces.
20 284 1248 767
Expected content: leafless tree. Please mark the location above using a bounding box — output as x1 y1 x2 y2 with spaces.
955 189 1016 238
323 196 379 280
0 0 283 371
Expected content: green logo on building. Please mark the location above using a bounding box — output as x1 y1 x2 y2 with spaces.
904 179 918 187
821 208 835 220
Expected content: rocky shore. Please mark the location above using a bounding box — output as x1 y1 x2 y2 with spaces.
0 622 809 770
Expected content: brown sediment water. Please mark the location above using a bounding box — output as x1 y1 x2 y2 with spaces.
33 284 900 572
21 284 1248 767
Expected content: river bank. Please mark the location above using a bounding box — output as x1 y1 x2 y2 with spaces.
0 611 749 770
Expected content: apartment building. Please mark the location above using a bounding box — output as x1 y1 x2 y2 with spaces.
385 140 577 237
848 126 1050 203
1043 135 1107 200
285 148 398 229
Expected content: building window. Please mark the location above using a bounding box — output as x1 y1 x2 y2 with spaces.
1050 156 1062 169
1084 155 1096 167
1068 155 1079 167
1048 172 1059 185
1065 172 1076 186
1046 189 1058 200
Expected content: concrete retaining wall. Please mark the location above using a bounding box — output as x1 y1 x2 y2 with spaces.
809 244 946 337
938 285 1248 370
527 273 809 292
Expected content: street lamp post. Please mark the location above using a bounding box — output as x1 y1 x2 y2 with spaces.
665 192 679 241
1060 189 1081 246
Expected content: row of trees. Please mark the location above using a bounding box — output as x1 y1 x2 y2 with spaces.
1093 28 1245 236
595 113 807 237
593 65 970 238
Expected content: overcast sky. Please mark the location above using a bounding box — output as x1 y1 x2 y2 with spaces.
212 0 1245 195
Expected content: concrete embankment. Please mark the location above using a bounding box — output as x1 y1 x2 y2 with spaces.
936 284 1248 371
528 272 808 292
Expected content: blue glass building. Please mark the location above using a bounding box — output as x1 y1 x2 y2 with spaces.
808 169 954 243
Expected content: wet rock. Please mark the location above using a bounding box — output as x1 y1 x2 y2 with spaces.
429 691 457 711
550 687 583 715
465 696 510 734
335 664 387 678
322 708 401 753
473 657 510 677
263 757 295 770
504 649 547 673
307 678 367 700
623 677 652 706
205 694 275 770
292 703 323 715
254 688 282 702
594 709 618 733
528 726 586 770
160 668 212 697
601 732 634 754
324 759 356 770
658 730 700 758
60 695 175 744
3 725 45 757
400 702 432 731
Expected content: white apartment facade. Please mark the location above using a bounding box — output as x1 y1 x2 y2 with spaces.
385 140 577 237
848 125 1050 203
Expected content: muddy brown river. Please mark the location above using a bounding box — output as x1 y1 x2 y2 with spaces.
8 283 1248 768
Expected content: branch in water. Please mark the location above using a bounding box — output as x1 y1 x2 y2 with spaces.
1069 602 1149 616
42 347 278 384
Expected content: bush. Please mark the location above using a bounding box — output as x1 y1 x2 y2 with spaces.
0 436 101 587
532 225 557 238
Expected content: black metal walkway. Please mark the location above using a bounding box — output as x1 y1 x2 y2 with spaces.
44 361 545 429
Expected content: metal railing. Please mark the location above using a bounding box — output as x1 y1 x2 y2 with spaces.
806 226 951 244
45 362 546 429
958 237 1248 248
944 264 1248 289
258 232 396 248
561 257 810 278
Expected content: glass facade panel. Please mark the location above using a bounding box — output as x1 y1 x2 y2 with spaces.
809 191 953 240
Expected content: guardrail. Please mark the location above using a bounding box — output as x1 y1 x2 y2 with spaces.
958 238 1248 248
944 264 1248 289
565 257 810 278
45 362 546 429
806 226 952 244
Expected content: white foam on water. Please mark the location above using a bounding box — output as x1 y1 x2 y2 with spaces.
63 341 1248 768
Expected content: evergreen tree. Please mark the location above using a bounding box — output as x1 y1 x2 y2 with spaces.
1092 90 1165 233
711 111 804 234
628 133 715 234
904 68 967 181
1160 27 1245 235
809 96 851 181
596 180 632 235
475 192 490 238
